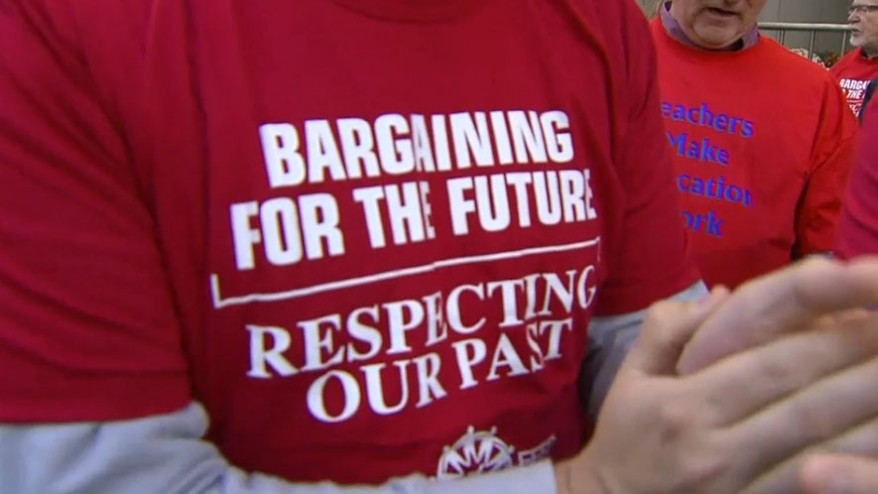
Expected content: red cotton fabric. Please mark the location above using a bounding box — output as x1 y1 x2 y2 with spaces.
831 48 878 116
836 101 878 258
652 19 859 289
0 0 698 485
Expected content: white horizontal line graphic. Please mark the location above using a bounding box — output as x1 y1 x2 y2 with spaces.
211 237 600 309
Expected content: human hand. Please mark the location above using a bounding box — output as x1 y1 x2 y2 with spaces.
677 257 878 374
556 258 878 494
800 454 878 494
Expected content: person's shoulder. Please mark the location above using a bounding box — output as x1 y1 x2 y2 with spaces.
830 49 862 75
554 0 647 35
757 37 836 84
2 0 154 57
544 0 655 63
647 15 667 40
838 48 863 65
2 0 156 122
557 0 627 17
5 0 152 23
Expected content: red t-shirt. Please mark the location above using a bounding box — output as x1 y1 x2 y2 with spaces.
0 0 697 485
652 20 859 289
836 101 878 258
831 48 878 116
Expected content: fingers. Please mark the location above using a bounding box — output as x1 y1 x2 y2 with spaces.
722 356 878 485
690 314 878 426
622 286 729 376
738 417 878 494
678 257 878 374
800 453 878 494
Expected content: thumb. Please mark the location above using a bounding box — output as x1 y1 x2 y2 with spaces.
622 287 729 376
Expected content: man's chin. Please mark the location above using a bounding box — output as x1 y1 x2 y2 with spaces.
691 21 745 49
694 31 740 50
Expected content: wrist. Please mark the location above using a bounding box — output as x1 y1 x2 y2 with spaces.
554 454 612 494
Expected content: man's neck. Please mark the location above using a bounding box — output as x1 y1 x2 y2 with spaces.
862 47 878 60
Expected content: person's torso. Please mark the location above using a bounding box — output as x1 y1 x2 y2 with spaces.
831 49 878 116
653 23 825 287
76 0 645 483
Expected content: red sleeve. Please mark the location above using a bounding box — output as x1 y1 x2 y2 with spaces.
0 0 190 422
593 7 700 316
794 75 859 257
836 101 878 258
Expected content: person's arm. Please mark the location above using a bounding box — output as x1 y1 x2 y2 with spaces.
565 257 878 494
796 82 878 494
836 100 878 259
17 261 878 494
0 407 558 494
856 75 878 123
582 282 707 418
0 279 701 494
0 277 704 494
578 0 702 416
794 74 860 258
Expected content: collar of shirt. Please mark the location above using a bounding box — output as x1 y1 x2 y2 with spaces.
659 1 760 51
859 47 878 60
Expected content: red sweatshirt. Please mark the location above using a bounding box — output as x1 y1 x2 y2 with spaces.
652 19 859 288
831 48 878 116
836 101 878 257
0 0 698 485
